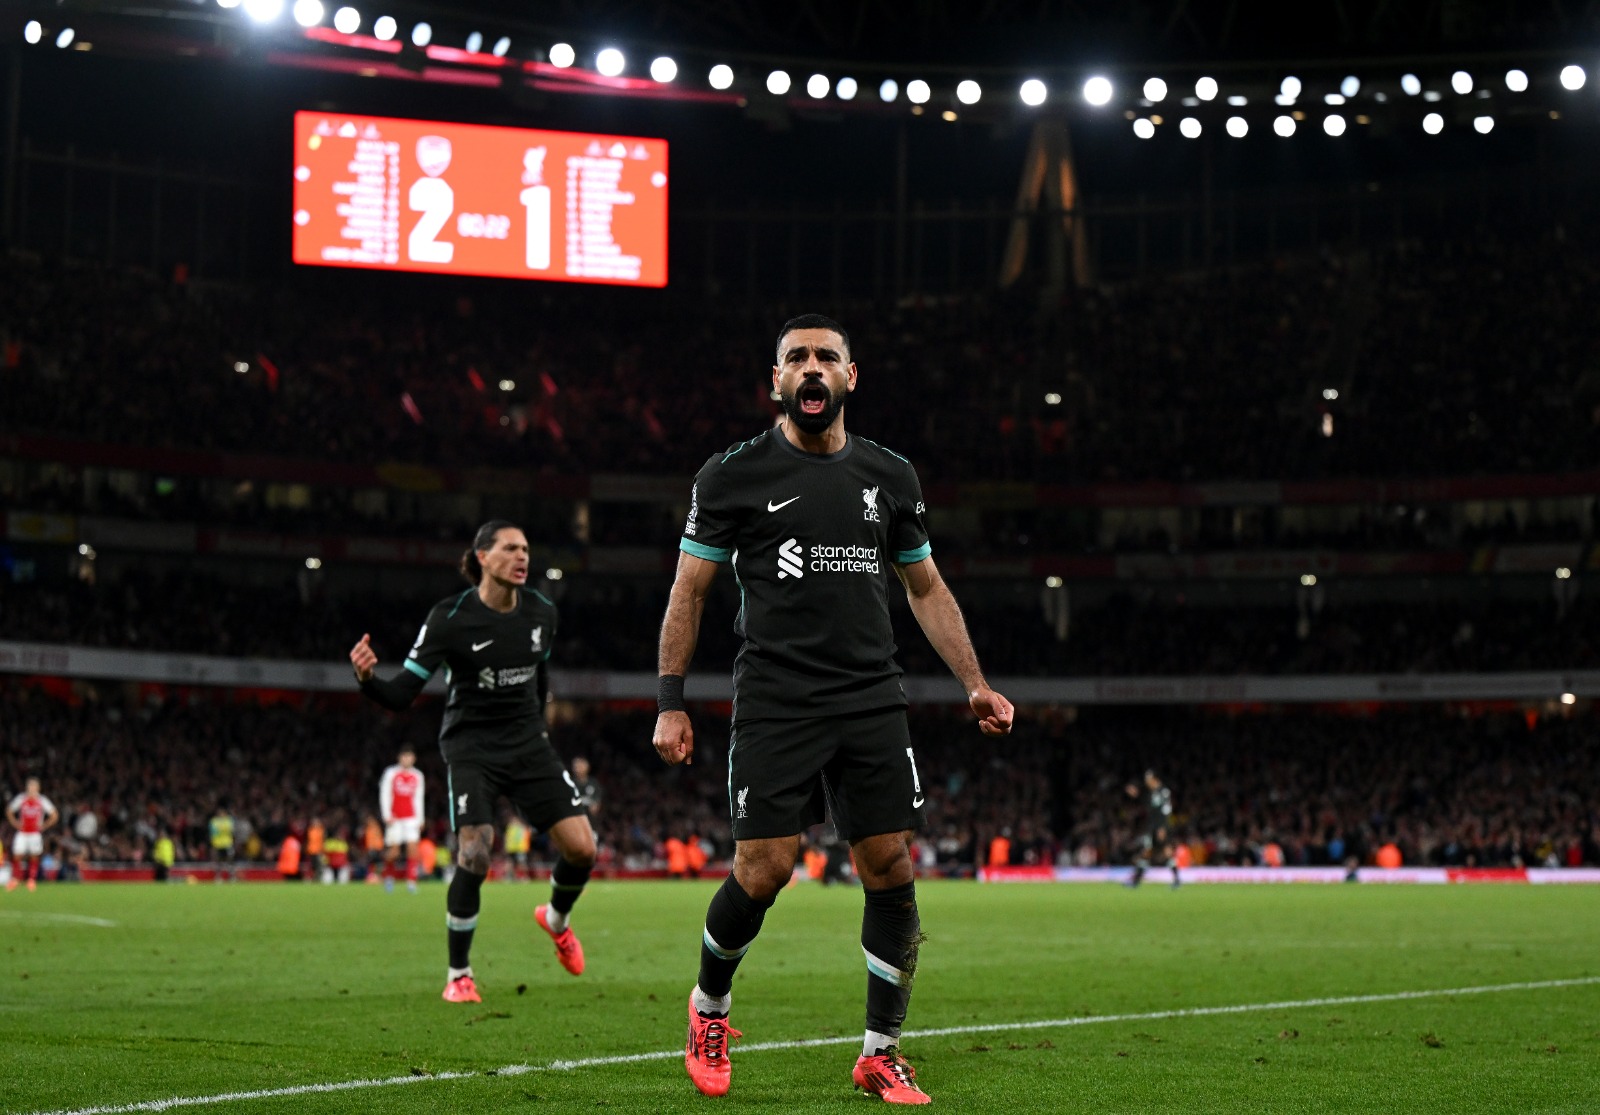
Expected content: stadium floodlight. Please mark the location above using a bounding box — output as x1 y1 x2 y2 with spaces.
1561 65 1586 90
1227 95 1247 106
292 0 323 27
1195 76 1218 101
708 64 734 89
1323 388 1339 400
1505 68 1529 92
332 6 358 32
836 76 858 100
23 20 41 43
1323 114 1346 136
1226 116 1248 137
766 69 791 95
1179 116 1202 138
1273 114 1296 137
305 557 323 570
1340 75 1361 97
1324 93 1346 105
1473 115 1494 134
806 73 829 98
1556 566 1573 579
1423 90 1442 101
879 78 899 102
1132 118 1155 139
596 48 626 76
55 26 75 46
217 0 241 8
1019 78 1047 106
372 15 396 40
1562 692 1578 705
1045 575 1063 588
1422 112 1444 134
1044 392 1062 405
545 567 565 581
907 79 931 103
465 31 482 53
1143 77 1167 101
1280 75 1302 100
1451 70 1472 94
491 36 510 57
410 21 430 46
549 42 575 68
1300 574 1317 587
243 0 284 22
651 56 678 83
1083 75 1113 106
957 79 982 104
1401 73 1422 96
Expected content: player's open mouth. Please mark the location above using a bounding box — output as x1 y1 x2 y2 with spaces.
797 381 829 416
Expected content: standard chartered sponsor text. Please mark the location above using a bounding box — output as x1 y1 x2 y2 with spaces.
807 543 880 574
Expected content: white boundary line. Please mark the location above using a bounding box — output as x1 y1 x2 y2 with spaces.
0 912 118 928
20 975 1600 1115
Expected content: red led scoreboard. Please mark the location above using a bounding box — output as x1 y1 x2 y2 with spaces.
292 112 668 286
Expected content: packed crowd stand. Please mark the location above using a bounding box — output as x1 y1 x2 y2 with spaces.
4 678 1594 882
5 226 1600 488
3 570 1593 677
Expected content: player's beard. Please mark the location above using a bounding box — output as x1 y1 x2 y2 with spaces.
780 380 848 435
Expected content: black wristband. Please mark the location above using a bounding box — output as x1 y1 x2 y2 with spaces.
657 674 687 714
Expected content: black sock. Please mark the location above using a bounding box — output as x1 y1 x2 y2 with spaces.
697 875 774 1000
446 867 485 971
861 881 921 1046
550 857 592 915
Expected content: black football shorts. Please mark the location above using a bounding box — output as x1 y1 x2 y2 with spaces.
447 744 588 833
727 707 926 843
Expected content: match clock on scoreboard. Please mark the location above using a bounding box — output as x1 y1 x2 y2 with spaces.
292 112 668 287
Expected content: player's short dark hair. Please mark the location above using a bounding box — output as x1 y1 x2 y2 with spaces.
776 314 850 361
459 520 521 585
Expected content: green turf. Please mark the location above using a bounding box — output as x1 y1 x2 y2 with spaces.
2 880 1598 1113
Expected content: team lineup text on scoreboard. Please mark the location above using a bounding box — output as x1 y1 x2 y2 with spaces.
292 113 668 287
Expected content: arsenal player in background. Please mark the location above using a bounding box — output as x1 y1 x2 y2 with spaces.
380 748 426 894
6 778 59 892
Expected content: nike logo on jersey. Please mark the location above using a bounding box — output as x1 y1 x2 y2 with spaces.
767 497 801 512
912 796 925 809
472 640 494 651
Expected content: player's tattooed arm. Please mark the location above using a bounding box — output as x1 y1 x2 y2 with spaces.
896 556 1015 737
653 552 721 766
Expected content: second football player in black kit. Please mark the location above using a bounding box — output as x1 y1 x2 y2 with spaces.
653 315 1015 1104
350 521 597 1003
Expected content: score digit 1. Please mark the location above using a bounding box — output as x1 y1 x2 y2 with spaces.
521 184 550 271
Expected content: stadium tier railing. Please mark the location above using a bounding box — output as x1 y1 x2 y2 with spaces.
2 639 1597 705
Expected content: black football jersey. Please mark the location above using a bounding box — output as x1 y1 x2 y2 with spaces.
359 586 557 764
680 429 932 722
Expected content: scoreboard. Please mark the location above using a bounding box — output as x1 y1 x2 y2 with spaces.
291 112 668 287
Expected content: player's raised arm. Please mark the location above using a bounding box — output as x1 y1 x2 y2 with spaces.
350 632 430 711
652 550 721 766
895 555 1014 736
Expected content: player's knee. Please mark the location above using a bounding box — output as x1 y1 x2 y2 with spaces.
457 827 493 875
734 852 792 902
562 838 596 870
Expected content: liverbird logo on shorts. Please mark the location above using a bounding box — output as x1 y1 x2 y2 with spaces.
862 486 881 523
737 787 749 819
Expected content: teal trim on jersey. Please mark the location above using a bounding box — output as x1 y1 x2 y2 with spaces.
858 436 910 464
447 588 474 619
721 438 753 462
894 542 932 564
862 947 908 987
447 768 456 832
403 659 432 680
680 538 732 562
529 588 555 608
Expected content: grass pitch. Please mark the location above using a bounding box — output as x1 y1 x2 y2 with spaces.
2 880 1598 1114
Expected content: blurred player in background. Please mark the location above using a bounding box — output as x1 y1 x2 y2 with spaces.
1126 770 1179 889
6 778 58 892
379 748 425 893
569 756 601 817
351 520 597 1004
653 315 1014 1104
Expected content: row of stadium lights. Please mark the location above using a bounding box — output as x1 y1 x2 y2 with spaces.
21 1 1599 131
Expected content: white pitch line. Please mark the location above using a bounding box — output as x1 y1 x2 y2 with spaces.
0 911 118 928
20 975 1600 1115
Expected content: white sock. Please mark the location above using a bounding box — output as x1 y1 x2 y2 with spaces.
448 966 473 981
692 986 732 1017
544 906 570 934
864 1029 899 1057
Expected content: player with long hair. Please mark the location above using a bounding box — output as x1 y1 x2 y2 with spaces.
351 521 596 1002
